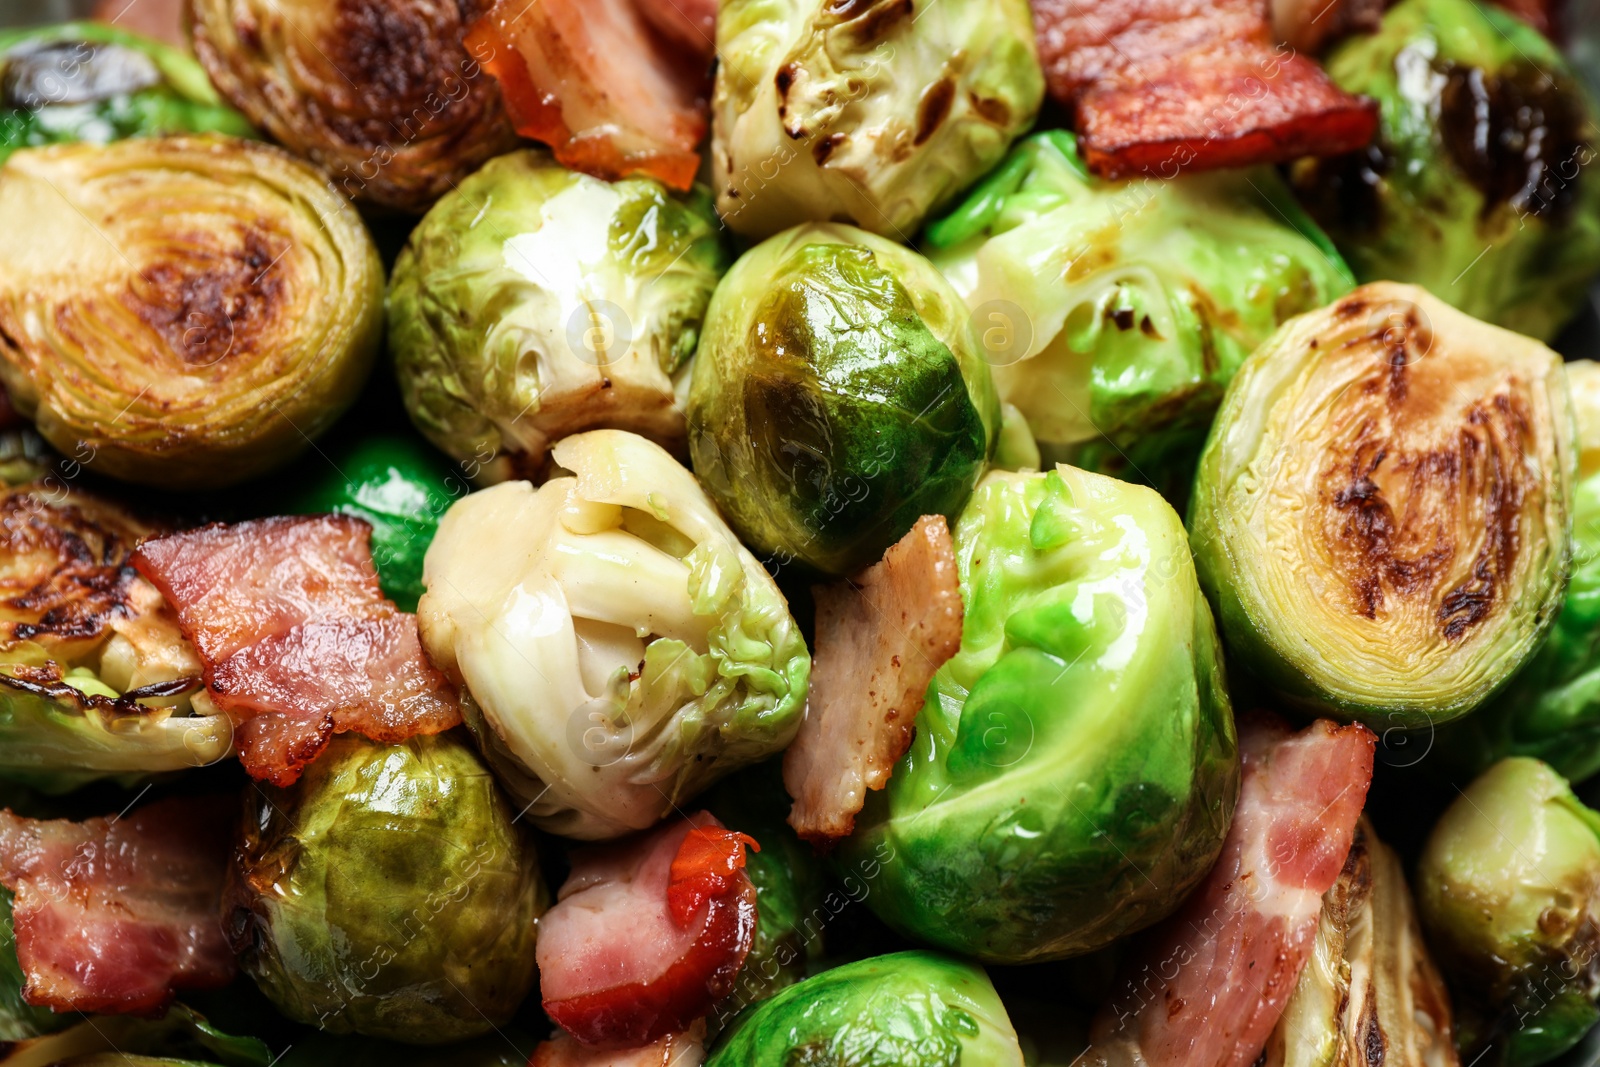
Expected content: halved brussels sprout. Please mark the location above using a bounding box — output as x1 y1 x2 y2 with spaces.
279 434 461 613
418 430 810 840
0 483 226 793
713 0 1043 240
1440 360 1600 783
0 136 383 490
926 131 1356 482
1417 758 1600 1067
705 952 1025 1066
1189 283 1573 729
0 22 255 165
391 150 729 483
1263 821 1458 1067
843 464 1238 962
188 0 520 213
226 732 545 1045
1291 0 1600 343
688 223 1000 577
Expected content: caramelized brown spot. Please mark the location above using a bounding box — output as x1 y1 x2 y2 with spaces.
969 92 1012 127
127 226 289 368
1437 395 1528 641
825 0 914 42
914 77 955 147
813 132 847 166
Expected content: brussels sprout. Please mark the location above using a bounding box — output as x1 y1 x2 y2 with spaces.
1263 822 1458 1067
1188 282 1573 729
0 1005 271 1067
0 136 383 490
0 22 255 166
1290 0 1600 343
688 223 1000 577
226 732 546 1044
706 951 1025 1067
1439 360 1600 782
842 464 1238 962
188 0 520 213
1417 758 1600 1066
279 435 461 613
391 150 729 482
419 430 811 840
278 1032 532 1067
925 131 1356 482
0 483 227 793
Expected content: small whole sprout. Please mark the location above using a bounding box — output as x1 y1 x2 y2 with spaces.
713 0 1044 239
390 150 729 483
1291 0 1600 342
1417 758 1600 1066
843 464 1238 962
687 222 1000 577
1188 282 1574 729
705 951 1026 1066
226 732 547 1045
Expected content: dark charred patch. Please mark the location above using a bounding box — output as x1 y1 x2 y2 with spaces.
1361 992 1386 1065
1291 142 1391 238
1437 396 1529 641
128 225 289 368
914 77 956 147
812 132 848 166
1140 314 1161 339
1439 60 1590 224
775 62 798 101
333 0 446 107
1109 307 1136 331
969 92 1012 127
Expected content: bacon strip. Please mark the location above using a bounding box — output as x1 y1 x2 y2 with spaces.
0 797 235 1016
466 0 709 190
784 516 962 845
539 813 757 1049
1031 0 1378 179
132 516 460 787
532 1028 705 1066
1081 713 1376 1067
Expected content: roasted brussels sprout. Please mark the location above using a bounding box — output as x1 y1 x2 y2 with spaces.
226 732 546 1044
705 952 1025 1066
1440 360 1600 783
188 0 520 214
713 0 1043 240
1263 821 1458 1067
1291 0 1600 343
1189 283 1573 729
687 223 1000 577
1417 758 1600 1066
281 435 460 613
0 136 383 491
391 150 728 482
0 1005 271 1067
0 22 254 165
0 483 228 793
843 464 1238 962
926 131 1356 474
418 430 810 840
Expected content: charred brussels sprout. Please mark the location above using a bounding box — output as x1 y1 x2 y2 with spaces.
1440 360 1600 783
0 136 382 491
281 435 460 613
843 464 1238 962
688 223 1000 577
188 0 519 213
1291 0 1600 342
1417 758 1600 1066
390 150 729 482
706 952 1025 1067
926 131 1355 483
0 22 254 164
713 0 1043 239
1188 283 1573 729
226 732 546 1044
0 483 227 792
418 430 810 840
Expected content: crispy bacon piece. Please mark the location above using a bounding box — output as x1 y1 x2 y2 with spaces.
1271 0 1385 54
0 797 235 1016
784 516 962 845
466 0 709 191
539 813 758 1049
1032 0 1379 179
532 1027 705 1066
1081 714 1377 1067
634 0 716 60
131 516 460 787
